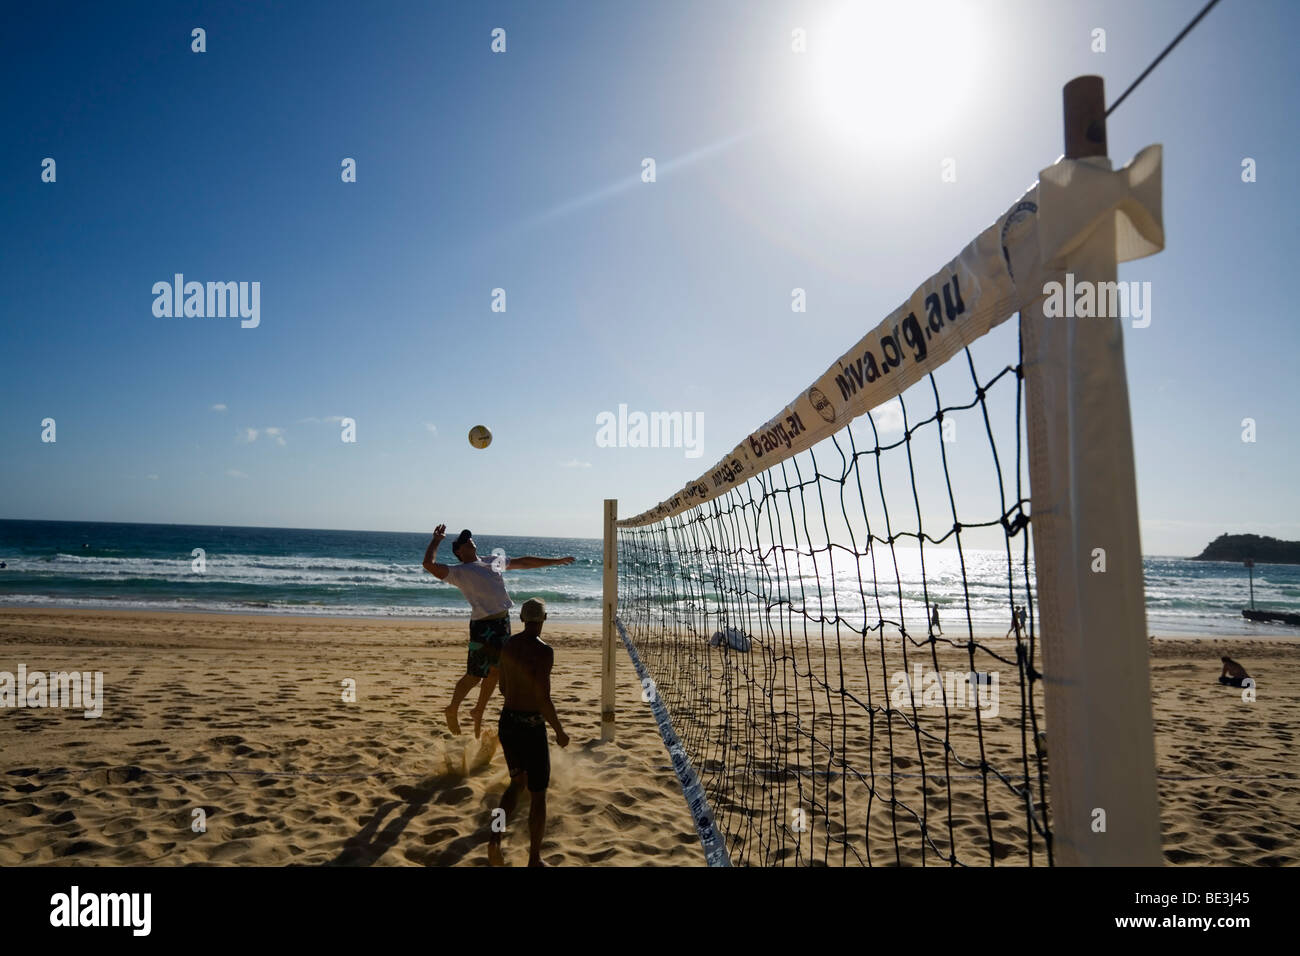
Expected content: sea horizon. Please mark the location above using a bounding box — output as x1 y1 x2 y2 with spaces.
2 518 1296 637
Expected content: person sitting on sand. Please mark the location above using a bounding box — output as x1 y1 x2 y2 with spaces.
423 525 574 737
1218 655 1251 688
488 598 569 867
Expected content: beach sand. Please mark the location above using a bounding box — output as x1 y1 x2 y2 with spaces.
0 608 1296 865
0 608 700 866
634 626 1299 866
1148 637 1299 865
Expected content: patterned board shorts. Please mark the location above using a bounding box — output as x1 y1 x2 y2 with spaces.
466 615 511 677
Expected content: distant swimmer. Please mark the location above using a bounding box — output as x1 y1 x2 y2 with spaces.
422 525 574 737
930 603 942 635
1218 655 1251 688
0 561 6 569
487 598 569 867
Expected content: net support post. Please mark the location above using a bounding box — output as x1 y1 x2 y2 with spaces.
601 499 618 742
1021 75 1162 865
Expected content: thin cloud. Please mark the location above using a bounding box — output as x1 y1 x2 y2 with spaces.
560 459 593 469
424 423 438 435
241 426 286 445
226 469 249 479
508 128 760 235
211 403 227 412
870 400 906 433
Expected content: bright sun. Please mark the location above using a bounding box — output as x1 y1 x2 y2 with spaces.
810 1 981 149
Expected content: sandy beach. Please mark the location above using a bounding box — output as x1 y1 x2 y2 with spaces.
0 608 699 866
1147 636 1299 865
0 608 1296 865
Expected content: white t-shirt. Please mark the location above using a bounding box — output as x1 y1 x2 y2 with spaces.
444 558 512 621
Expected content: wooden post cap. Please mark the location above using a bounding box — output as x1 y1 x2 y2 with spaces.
1063 75 1108 159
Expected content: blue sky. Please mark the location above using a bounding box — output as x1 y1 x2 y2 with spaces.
2 0 1296 555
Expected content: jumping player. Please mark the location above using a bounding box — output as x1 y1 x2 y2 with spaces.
422 525 574 736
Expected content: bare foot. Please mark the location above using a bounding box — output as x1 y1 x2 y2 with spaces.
444 704 461 736
488 841 506 866
469 706 484 738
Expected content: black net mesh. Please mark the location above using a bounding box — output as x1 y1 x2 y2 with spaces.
617 322 1050 866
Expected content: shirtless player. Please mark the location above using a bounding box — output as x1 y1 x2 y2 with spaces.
487 598 569 867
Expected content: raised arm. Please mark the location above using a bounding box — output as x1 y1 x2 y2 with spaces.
507 555 575 570
422 524 451 580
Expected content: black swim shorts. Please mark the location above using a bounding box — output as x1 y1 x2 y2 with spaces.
499 708 550 791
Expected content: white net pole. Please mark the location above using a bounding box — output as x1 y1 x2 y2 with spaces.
1021 76 1162 865
601 498 617 742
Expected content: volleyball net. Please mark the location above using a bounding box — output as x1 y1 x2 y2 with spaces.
619 336 1042 866
606 118 1167 866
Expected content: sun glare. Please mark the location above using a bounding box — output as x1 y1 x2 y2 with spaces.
810 1 981 149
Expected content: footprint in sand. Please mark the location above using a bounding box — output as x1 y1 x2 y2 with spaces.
435 786 474 806
417 828 460 858
53 839 111 859
1243 832 1282 851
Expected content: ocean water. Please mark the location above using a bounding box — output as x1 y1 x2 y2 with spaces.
0 520 1297 637
0 520 603 620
